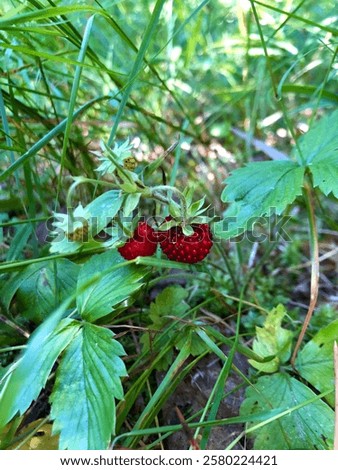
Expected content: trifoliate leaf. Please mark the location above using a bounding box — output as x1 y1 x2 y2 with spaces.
0 318 80 430
240 373 334 449
50 323 127 450
215 161 304 240
296 319 338 407
77 250 148 322
249 304 293 373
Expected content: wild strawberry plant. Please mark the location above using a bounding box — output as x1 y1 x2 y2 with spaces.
1 109 337 450
0 0 337 452
0 137 216 449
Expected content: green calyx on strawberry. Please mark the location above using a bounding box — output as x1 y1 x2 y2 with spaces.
157 189 213 264
118 221 158 260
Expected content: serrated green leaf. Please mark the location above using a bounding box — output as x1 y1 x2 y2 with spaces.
148 286 189 326
77 250 148 322
215 161 304 240
141 287 207 370
309 157 338 198
296 319 338 407
294 110 338 166
50 323 127 450
86 190 122 234
0 259 79 323
294 110 338 198
221 161 303 210
249 304 293 373
0 317 80 430
240 373 334 449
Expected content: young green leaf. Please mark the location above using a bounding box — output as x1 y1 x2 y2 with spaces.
0 318 80 430
295 319 338 406
215 161 304 240
240 373 334 449
141 286 207 369
140 286 190 369
249 304 293 373
50 323 127 450
76 250 148 322
148 285 189 327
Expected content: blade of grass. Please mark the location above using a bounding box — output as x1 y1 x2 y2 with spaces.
0 5 104 28
252 0 338 35
55 14 95 206
281 84 338 104
197 287 244 448
123 344 191 448
0 95 109 182
107 0 166 145
0 88 18 185
249 0 303 161
226 388 334 450
7 80 39 256
113 404 308 449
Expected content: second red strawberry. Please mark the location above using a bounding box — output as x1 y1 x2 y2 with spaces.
159 223 213 264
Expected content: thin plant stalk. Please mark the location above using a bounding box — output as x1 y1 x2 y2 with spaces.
291 184 319 365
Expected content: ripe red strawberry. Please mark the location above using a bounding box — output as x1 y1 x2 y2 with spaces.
118 222 158 260
159 223 213 264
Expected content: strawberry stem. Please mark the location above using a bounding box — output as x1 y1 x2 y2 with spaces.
151 185 188 221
